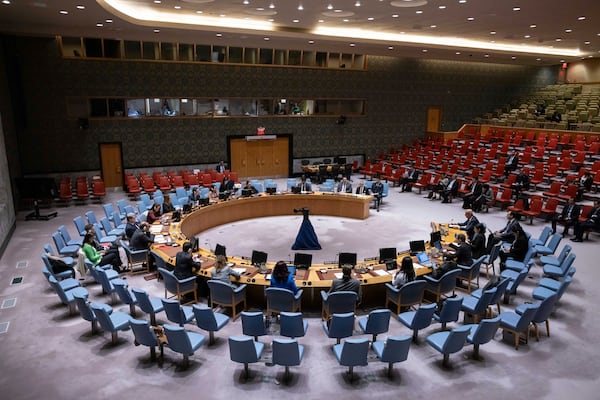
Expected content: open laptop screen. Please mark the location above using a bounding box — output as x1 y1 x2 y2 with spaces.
409 240 426 255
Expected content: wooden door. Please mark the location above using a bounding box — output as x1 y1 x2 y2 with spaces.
427 106 442 132
230 137 289 178
99 143 124 188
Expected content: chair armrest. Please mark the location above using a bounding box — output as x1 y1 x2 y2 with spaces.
385 283 399 293
233 284 247 293
177 276 197 285
295 289 304 300
422 275 439 283
320 290 328 301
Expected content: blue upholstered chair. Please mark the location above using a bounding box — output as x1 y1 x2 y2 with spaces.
85 210 99 226
322 312 355 344
540 244 571 267
471 277 511 315
499 303 540 350
113 280 138 316
42 266 78 291
73 291 110 334
120 240 149 274
480 242 501 278
398 302 437 343
423 268 461 303
533 275 573 302
457 256 485 293
130 318 162 361
90 302 131 345
528 226 552 247
228 335 265 380
43 243 75 268
192 305 230 345
52 232 79 257
272 338 305 382
102 203 120 223
100 216 124 238
534 232 562 256
385 280 426 314
116 198 128 219
461 287 497 324
357 309 391 341
41 252 74 281
73 216 88 237
543 253 576 279
161 298 195 326
241 311 267 341
279 312 308 339
48 275 88 315
426 325 471 367
433 297 463 330
320 290 357 320
505 246 537 273
207 279 247 320
372 335 412 378
500 268 529 304
132 288 164 325
158 267 197 305
333 337 370 382
515 294 557 340
265 287 303 316
92 223 117 245
465 316 501 359
95 267 126 303
163 324 206 369
58 225 83 247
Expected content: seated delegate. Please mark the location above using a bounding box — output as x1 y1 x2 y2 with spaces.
270 261 299 294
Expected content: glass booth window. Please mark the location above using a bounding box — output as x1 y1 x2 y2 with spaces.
127 99 145 117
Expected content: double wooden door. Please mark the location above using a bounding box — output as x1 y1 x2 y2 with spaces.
230 137 289 178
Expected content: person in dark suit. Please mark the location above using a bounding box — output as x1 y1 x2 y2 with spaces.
462 177 482 209
371 178 384 211
328 265 362 304
486 211 519 252
576 171 593 201
336 177 352 193
469 223 487 259
445 233 473 266
572 200 600 242
505 150 520 175
355 180 370 195
511 169 530 199
400 168 419 192
499 224 529 271
174 241 201 280
552 198 581 236
124 213 139 240
243 180 259 195
297 175 312 192
441 174 459 203
455 209 480 241
220 176 235 192
215 161 226 173
130 221 155 270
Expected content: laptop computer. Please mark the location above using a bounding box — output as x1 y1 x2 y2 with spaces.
409 240 426 256
291 186 301 194
433 241 443 251
416 252 434 268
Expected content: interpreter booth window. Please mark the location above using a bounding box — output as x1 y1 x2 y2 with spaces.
124 40 142 59
213 99 230 116
229 47 243 64
159 98 179 116
196 45 211 62
257 99 273 115
61 37 83 57
127 99 145 117
196 99 214 116
180 98 194 116
229 99 258 116
179 44 194 62
108 99 125 117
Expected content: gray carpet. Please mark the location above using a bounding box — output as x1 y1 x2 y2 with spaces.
0 176 598 400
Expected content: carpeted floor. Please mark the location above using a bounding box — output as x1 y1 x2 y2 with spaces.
0 175 598 400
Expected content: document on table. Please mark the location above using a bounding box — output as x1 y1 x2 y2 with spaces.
154 235 166 244
232 268 247 275
373 269 390 276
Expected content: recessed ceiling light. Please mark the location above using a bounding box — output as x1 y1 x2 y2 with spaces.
308 40 314 44
511 56 517 59
216 33 222 36
392 14 399 18
536 58 541 61
388 46 394 50
430 25 437 28
530 24 537 28
467 17 474 21
565 29 572 33
76 5 85 9
555 38 562 42
268 18 274 21
96 23 103 27
1 0 11 4
154 29 160 33
343 19 349 22
196 10 202 13
219 14 226 17
256 7 264 11
367 17 374 21
459 0 467 3
416 10 423 14
355 1 361 6
349 43 355 47
328 4 333 10
174 5 181 9
297 4 303 10
59 10 68 15
484 54 489 57
269 3 275 8
439 5 446 9
105 19 113 23
263 37 270 40
153 0 161 3
524 35 531 38
293 19 299 23
422 49 428 52
318 19 324 22
578 16 586 21
490 31 497 35
585 41 591 45
243 0 249 4
513 7 521 11
455 52 461 55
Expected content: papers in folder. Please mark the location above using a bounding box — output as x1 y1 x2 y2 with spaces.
154 235 167 244
232 267 246 275
373 269 389 276
334 272 343 279
150 225 163 234
413 263 430 270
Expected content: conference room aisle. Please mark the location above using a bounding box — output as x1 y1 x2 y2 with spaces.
0 175 598 400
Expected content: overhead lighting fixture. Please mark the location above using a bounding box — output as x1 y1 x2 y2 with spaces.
76 5 85 9
388 46 394 50
153 0 161 3
293 19 299 23
1 0 11 4
349 43 355 47
459 0 467 3
416 10 423 14
308 40 314 44
439 5 446 9
269 3 275 8
355 1 361 6
216 33 222 36
263 37 270 40
327 4 333 10
392 14 399 18
106 19 113 23
467 17 474 21
578 16 586 21
455 51 461 55
174 5 181 9
422 49 428 52
297 4 303 10
153 29 160 32
96 23 104 27
243 0 249 4
490 31 497 35
513 7 521 11
530 24 537 28
367 17 374 21
585 41 591 45
59 10 68 15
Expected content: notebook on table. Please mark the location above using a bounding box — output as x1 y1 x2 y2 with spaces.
416 252 434 268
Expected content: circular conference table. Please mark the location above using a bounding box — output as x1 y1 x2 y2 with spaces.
151 192 453 310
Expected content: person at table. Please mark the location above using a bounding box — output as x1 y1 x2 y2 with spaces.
371 178 384 212
161 196 176 213
209 184 219 199
220 176 235 193
243 180 259 195
392 256 416 288
270 260 299 294
470 223 487 259
473 183 493 212
355 180 370 195
130 222 155 270
441 174 459 203
189 187 201 205
82 232 124 273
462 177 482 210
328 264 361 304
146 203 162 224
174 241 201 280
505 150 520 176
211 254 241 286
336 177 352 193
297 175 312 193
216 160 227 174
572 200 600 242
552 198 580 236
124 213 140 240
499 224 528 271
454 209 479 241
84 223 121 261
489 211 519 250
400 168 419 192
444 233 472 267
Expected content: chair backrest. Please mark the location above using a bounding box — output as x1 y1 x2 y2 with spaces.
158 268 180 294
489 278 511 304
532 226 552 246
85 211 98 225
100 217 113 233
398 280 427 305
191 306 218 331
163 324 195 355
51 232 66 252
111 211 123 228
130 318 158 347
326 291 358 314
327 312 355 339
113 281 136 305
555 276 573 300
103 203 115 220
488 243 502 264
272 338 302 366
73 216 87 236
412 303 437 330
441 325 471 353
513 304 540 331
162 298 188 325
473 287 498 314
364 309 391 335
469 316 501 345
338 338 370 367
438 268 462 294
280 312 307 338
207 279 237 305
532 294 558 324
559 253 577 275
73 292 96 323
436 297 463 323
266 287 297 313
90 302 116 331
228 336 262 364
58 225 74 244
546 233 562 253
150 251 167 270
241 311 267 337
507 269 528 294
378 335 412 363
95 267 115 294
